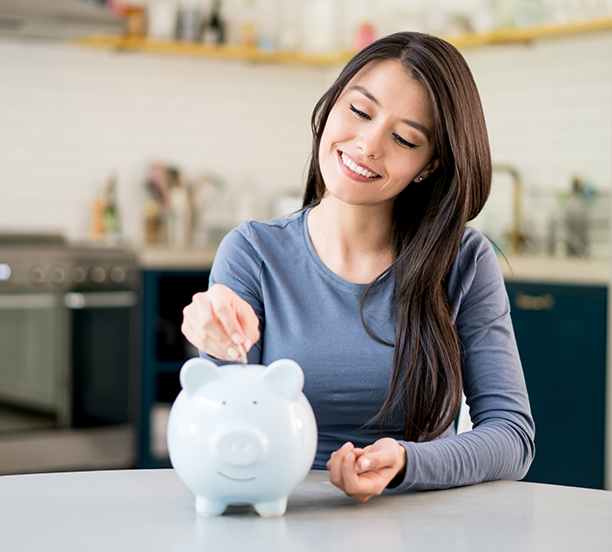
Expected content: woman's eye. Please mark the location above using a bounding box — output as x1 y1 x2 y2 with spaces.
394 134 418 149
349 104 371 120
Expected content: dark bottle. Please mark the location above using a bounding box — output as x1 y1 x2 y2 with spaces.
202 0 225 45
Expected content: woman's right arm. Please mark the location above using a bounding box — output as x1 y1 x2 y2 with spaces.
181 224 264 363
182 283 260 361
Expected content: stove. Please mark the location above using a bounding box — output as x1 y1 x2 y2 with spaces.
0 233 139 436
0 234 137 293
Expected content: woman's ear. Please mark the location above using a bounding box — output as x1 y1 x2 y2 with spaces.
414 157 440 182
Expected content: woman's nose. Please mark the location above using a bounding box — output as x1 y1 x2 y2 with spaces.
355 125 384 158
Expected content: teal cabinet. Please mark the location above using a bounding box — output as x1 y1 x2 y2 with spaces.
505 281 607 489
138 269 210 468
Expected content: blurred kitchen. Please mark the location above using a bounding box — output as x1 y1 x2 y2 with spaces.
1 0 612 489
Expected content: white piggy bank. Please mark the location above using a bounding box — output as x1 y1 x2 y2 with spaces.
167 357 317 517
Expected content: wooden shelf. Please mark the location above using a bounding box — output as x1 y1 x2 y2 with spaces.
75 16 612 65
448 16 612 48
75 35 354 66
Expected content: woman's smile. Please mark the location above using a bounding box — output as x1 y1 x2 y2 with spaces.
338 151 381 181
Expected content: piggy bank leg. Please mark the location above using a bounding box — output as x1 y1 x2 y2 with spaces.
253 497 288 517
195 496 227 516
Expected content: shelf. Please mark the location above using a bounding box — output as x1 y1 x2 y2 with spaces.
447 16 612 48
74 35 354 66
75 16 612 65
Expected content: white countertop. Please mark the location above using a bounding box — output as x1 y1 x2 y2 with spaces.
138 245 611 285
138 245 217 270
500 255 609 285
1 469 611 552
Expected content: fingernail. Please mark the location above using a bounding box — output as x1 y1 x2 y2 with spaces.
355 458 371 473
341 442 352 450
227 347 239 360
231 333 243 345
244 338 253 350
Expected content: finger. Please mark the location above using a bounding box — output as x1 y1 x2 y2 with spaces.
182 294 241 361
341 451 359 483
340 452 372 501
209 289 246 346
182 291 227 347
181 316 233 361
355 439 406 474
326 442 353 470
235 300 260 352
326 442 354 482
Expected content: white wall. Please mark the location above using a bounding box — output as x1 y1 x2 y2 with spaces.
0 29 611 246
0 37 328 243
464 31 612 251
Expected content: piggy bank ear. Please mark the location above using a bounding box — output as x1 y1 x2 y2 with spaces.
180 358 223 397
261 359 304 401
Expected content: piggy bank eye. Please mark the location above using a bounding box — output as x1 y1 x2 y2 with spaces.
222 401 226 406
253 401 257 405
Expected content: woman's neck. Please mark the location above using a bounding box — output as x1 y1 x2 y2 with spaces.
307 197 395 284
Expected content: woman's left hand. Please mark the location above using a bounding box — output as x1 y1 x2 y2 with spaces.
326 438 407 502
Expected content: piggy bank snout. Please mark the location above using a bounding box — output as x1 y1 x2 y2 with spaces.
212 425 269 467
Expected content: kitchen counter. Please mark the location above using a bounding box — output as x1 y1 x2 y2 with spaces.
1 469 612 551
138 245 611 285
500 255 609 285
138 245 217 270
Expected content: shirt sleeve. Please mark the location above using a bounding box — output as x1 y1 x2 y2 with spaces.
387 230 536 492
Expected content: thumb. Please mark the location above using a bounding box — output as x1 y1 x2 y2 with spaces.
354 439 406 474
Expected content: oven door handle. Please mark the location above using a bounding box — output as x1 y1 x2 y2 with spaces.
64 291 138 309
0 293 59 309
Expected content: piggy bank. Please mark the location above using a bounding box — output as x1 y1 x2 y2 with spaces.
167 357 317 517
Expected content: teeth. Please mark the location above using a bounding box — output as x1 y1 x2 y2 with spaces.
341 153 379 178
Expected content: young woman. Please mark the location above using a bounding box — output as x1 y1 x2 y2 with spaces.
181 32 535 503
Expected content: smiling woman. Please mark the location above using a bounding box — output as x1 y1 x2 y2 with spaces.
317 59 438 210
182 32 534 504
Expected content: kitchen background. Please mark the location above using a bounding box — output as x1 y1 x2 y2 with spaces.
1 0 611 252
1 0 612 489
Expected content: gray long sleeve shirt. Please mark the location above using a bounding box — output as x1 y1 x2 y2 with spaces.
204 208 535 492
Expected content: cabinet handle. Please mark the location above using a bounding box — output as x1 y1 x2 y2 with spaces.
514 292 555 311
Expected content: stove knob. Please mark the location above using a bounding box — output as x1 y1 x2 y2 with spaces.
50 266 65 284
71 266 86 284
30 266 45 284
90 266 106 284
0 263 11 281
109 266 126 283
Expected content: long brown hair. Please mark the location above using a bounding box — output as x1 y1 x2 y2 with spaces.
303 32 492 442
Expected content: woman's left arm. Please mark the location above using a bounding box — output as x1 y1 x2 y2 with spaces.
328 229 535 497
386 229 535 492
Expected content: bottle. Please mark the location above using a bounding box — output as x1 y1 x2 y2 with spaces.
301 0 338 55
147 1 178 41
239 0 258 47
257 0 278 51
103 174 121 241
277 0 300 52
177 0 202 42
202 0 225 44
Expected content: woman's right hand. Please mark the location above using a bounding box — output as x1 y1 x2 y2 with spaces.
181 284 260 361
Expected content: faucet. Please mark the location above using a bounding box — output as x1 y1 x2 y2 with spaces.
492 163 524 255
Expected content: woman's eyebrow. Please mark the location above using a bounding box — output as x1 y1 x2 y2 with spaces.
349 85 431 141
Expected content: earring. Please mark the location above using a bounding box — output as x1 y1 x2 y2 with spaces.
418 176 423 182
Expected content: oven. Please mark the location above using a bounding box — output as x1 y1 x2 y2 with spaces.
0 234 139 472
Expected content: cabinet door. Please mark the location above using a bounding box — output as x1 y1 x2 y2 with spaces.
506 282 606 489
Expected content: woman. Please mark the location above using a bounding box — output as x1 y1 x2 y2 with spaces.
182 32 535 502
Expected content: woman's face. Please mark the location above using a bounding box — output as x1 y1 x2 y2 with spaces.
318 59 438 209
